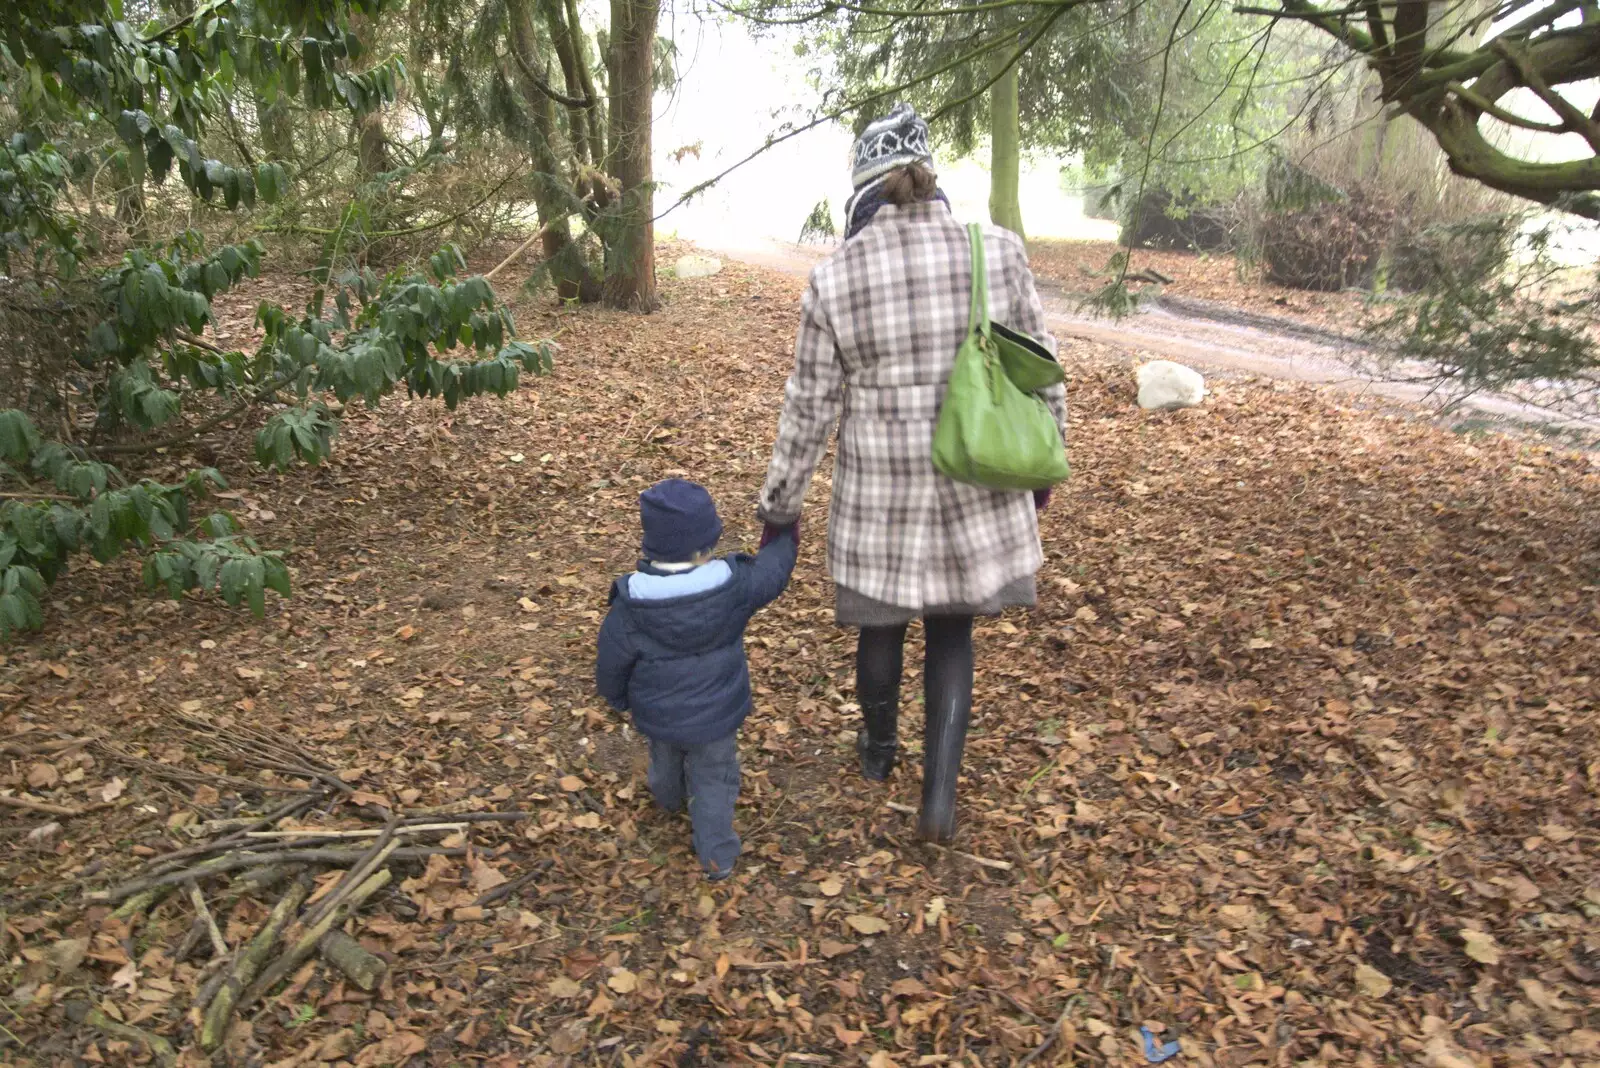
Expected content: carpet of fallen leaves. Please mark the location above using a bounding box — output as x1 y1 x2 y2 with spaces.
1027 241 1370 332
3 246 1600 1068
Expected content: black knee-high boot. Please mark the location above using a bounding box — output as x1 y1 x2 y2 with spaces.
918 616 974 842
855 624 907 781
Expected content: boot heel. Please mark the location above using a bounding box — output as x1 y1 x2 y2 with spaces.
916 801 957 843
857 734 897 781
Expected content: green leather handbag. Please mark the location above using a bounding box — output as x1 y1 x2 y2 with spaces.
931 224 1070 491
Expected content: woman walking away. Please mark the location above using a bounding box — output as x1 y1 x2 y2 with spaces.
756 103 1066 842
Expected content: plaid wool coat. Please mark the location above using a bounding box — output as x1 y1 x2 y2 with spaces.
758 201 1067 613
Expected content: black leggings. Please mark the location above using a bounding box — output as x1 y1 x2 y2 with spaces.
856 616 974 717
856 616 974 839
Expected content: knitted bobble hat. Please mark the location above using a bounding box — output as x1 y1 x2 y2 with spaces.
850 103 935 192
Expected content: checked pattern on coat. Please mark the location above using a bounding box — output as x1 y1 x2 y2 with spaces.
759 201 1068 612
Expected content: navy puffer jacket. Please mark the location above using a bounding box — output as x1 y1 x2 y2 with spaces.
595 529 797 745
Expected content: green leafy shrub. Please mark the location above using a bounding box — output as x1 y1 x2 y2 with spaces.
0 2 552 639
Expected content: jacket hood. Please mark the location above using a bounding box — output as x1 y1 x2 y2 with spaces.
614 563 746 655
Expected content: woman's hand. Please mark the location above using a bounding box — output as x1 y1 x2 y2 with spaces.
760 519 801 548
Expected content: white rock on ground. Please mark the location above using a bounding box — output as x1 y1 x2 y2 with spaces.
1135 360 1207 410
673 254 723 280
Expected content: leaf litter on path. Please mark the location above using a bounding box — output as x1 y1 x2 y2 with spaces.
1 246 1597 1066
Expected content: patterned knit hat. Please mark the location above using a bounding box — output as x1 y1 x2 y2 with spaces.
850 103 935 190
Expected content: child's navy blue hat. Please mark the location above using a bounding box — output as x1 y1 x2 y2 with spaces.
640 479 723 562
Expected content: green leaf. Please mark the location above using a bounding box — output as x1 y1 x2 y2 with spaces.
263 555 291 597
0 410 40 465
245 555 266 616
219 556 245 607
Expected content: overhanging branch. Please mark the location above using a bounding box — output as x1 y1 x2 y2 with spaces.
1236 0 1600 218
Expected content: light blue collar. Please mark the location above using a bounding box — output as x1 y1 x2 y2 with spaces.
627 559 732 601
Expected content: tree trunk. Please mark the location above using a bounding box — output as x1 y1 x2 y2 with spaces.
357 114 389 177
603 0 660 311
256 94 294 161
504 0 602 301
568 0 607 166
540 0 593 166
349 15 390 179
988 51 1025 240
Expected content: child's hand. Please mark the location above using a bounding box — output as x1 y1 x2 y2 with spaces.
759 519 800 548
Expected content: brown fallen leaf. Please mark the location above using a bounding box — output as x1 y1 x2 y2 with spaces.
355 1032 425 1066
549 1019 588 1055
48 938 89 977
316 1029 358 1061
548 976 583 998
469 857 508 892
845 914 890 935
1461 929 1501 965
26 763 58 789
1355 963 1394 998
607 968 638 994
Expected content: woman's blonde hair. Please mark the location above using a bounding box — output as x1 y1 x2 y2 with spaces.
881 164 938 206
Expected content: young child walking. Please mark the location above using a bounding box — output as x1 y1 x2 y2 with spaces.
596 479 798 880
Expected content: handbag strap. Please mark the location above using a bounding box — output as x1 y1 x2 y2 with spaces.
966 222 991 340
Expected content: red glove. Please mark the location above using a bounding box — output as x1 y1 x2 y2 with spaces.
1034 488 1052 512
759 519 800 548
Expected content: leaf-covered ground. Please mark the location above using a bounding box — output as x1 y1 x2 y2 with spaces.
1027 240 1369 331
3 250 1599 1067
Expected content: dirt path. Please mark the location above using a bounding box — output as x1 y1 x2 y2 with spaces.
702 237 1600 440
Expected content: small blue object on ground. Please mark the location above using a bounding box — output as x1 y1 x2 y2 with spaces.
1141 1026 1182 1064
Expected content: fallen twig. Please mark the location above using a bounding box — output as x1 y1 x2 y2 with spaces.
187 881 230 959
885 801 918 816
238 868 392 1013
89 846 465 904
142 794 321 873
471 858 555 908
397 810 537 824
92 741 316 795
318 929 388 991
243 822 465 840
935 847 1013 872
734 959 819 971
485 221 557 282
1016 995 1080 1068
65 1001 176 1067
0 794 85 817
300 822 399 932
110 887 166 922
200 873 311 1051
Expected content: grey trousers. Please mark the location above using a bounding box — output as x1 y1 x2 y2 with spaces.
647 732 741 879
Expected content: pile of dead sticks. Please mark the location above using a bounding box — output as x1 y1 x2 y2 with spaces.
83 807 539 1054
